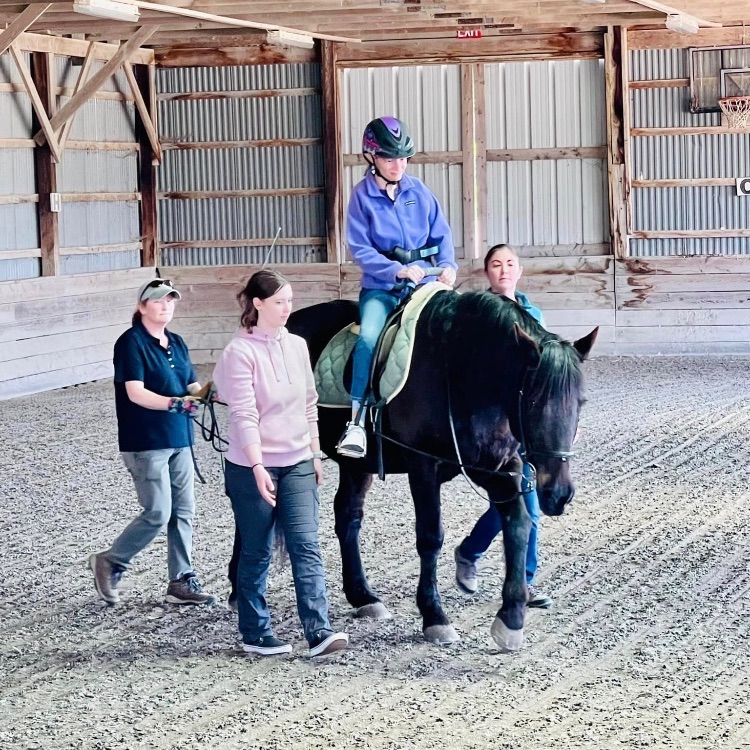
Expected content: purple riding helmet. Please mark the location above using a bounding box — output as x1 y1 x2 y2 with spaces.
362 116 416 159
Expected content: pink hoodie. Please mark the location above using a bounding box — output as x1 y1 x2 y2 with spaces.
212 327 319 468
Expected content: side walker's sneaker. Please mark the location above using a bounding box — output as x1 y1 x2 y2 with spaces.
454 545 478 595
336 422 367 458
89 552 124 605
309 631 349 657
527 585 553 609
243 635 292 656
165 573 217 606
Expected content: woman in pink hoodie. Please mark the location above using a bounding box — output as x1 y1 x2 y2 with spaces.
213 269 348 658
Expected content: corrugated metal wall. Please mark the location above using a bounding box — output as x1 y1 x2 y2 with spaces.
629 47 750 256
485 59 609 247
0 51 39 281
340 65 464 254
55 58 141 274
157 63 325 266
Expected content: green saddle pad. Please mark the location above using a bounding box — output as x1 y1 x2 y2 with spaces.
314 323 359 408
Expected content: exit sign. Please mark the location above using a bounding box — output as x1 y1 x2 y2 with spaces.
457 28 482 39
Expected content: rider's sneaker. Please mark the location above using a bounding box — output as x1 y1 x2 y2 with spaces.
164 573 217 605
89 552 124 605
336 422 367 458
527 585 553 609
454 545 478 595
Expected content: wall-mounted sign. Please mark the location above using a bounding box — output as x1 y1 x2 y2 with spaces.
457 28 482 39
737 177 750 196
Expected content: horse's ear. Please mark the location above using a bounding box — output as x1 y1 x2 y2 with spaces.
514 323 541 365
573 327 599 361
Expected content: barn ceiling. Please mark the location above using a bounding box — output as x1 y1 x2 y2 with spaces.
0 0 747 51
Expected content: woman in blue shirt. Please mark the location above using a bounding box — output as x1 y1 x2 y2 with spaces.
337 116 458 458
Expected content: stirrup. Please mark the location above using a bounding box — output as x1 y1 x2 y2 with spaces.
336 422 367 459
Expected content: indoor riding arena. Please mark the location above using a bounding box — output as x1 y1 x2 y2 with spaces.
1 1 749 748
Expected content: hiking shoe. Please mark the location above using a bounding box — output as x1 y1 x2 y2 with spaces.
336 422 367 458
309 631 349 657
527 585 553 609
165 573 217 605
89 552 124 605
454 545 478 595
242 635 292 656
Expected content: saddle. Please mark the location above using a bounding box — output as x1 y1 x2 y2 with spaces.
313 283 450 408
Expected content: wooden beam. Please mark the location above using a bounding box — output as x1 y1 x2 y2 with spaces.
123 62 161 164
162 137 321 150
33 26 157 147
158 188 324 200
625 0 720 27
628 78 689 89
461 63 478 261
631 229 750 239
15 31 154 64
58 42 95 154
474 62 486 261
621 27 633 258
154 43 315 68
10 44 61 163
156 87 319 101
487 146 607 161
321 40 343 265
632 178 737 188
160 237 325 249
31 51 59 277
131 0 360 42
631 126 741 136
134 63 158 267
343 151 463 166
605 27 628 261
627 27 750 50
0 3 50 57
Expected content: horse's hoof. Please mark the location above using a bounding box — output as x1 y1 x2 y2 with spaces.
490 617 524 652
424 624 460 645
355 602 392 620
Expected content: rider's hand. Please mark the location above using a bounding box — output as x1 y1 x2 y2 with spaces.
437 267 457 287
396 265 426 284
253 465 277 507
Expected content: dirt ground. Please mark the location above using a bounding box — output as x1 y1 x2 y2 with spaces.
1 356 749 750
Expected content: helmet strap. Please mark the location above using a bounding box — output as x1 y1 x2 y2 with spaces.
365 154 401 202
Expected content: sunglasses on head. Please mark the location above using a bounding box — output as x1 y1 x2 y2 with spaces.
141 279 174 301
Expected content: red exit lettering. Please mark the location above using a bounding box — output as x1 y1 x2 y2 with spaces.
456 28 482 39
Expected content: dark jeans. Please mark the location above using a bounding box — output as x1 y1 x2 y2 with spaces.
458 465 540 585
224 459 333 645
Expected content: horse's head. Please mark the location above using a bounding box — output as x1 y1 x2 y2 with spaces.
515 325 597 516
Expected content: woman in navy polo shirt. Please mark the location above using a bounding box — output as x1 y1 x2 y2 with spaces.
89 278 216 607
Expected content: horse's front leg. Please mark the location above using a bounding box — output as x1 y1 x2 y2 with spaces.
407 460 459 645
490 492 531 652
334 467 391 620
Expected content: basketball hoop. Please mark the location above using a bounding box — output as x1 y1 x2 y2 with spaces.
718 95 750 129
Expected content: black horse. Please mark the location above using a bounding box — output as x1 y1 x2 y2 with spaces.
230 289 596 651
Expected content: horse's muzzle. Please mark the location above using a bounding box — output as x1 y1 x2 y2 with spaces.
537 483 575 517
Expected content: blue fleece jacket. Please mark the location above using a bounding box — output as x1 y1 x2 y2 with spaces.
346 172 457 291
514 290 546 328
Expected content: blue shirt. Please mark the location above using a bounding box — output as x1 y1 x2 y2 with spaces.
347 172 457 291
514 290 546 328
113 322 197 452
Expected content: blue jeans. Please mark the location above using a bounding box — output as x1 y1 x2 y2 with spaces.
350 287 402 403
224 459 333 645
458 465 540 585
107 447 195 581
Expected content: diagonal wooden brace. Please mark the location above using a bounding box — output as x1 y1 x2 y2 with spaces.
0 4 51 57
123 61 162 165
33 25 157 148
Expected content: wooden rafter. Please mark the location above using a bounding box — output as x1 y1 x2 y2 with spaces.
33 25 157 147
0 3 50 56
123 61 161 164
625 0 720 27
10 43 61 163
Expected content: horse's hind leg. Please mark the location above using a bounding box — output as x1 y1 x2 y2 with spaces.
407 460 459 645
334 467 391 620
490 494 531 652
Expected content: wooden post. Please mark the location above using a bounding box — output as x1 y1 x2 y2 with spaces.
134 63 158 267
605 26 628 260
321 40 343 266
461 64 486 261
31 51 59 276
621 27 633 256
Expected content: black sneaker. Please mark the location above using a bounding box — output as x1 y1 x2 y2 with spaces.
527 585 553 609
243 635 293 656
164 573 217 605
308 631 349 657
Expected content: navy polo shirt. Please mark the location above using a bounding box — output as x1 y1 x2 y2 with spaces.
113 322 197 452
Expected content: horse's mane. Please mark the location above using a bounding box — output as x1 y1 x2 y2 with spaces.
428 290 583 401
